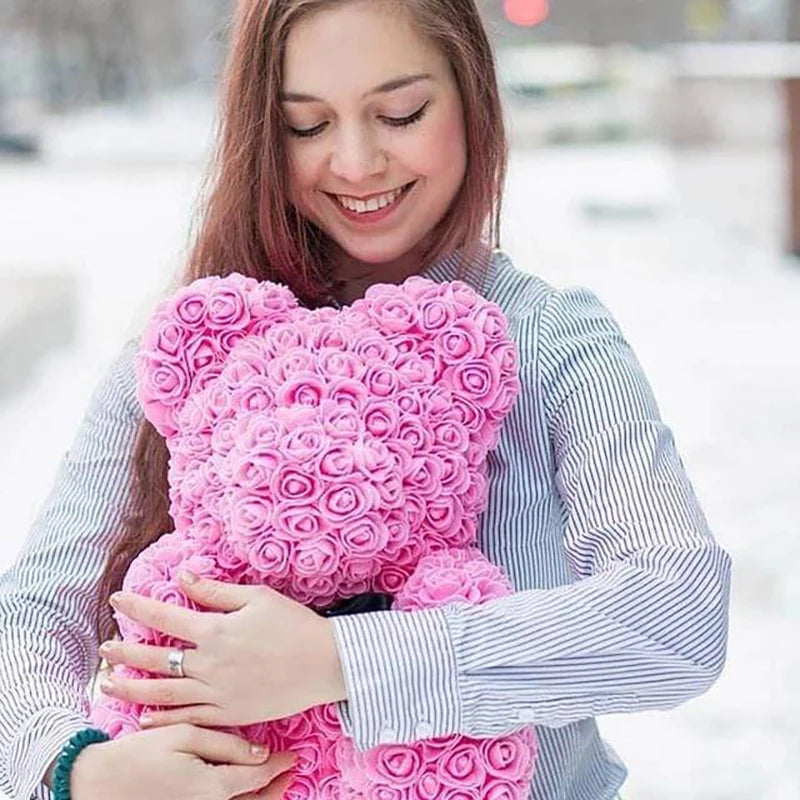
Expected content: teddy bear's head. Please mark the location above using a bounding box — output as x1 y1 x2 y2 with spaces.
133 273 520 610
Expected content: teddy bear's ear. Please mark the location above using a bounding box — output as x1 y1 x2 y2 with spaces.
134 273 297 437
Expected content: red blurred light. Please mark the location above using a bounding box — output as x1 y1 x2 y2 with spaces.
504 0 550 27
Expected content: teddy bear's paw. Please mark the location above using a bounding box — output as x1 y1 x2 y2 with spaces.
393 547 515 612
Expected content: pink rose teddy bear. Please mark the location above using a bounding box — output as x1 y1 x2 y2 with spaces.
90 271 538 800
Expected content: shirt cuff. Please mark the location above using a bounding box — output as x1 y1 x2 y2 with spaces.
8 707 95 800
329 606 463 752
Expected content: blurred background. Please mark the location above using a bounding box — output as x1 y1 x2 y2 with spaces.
1 1 798 798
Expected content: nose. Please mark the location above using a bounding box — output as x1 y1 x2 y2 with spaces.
328 123 388 185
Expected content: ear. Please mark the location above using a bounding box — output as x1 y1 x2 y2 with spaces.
134 273 297 437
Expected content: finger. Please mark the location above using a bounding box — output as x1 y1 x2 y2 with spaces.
214 752 297 799
101 673 212 709
110 591 218 643
139 702 221 729
101 640 199 678
175 725 272 766
240 770 295 800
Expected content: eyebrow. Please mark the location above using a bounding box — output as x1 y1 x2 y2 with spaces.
280 72 433 103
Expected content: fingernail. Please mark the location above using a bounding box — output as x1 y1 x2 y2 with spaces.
250 744 268 758
140 715 154 727
99 642 112 655
100 679 114 693
180 570 197 584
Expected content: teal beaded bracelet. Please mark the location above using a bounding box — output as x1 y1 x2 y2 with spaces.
51 728 110 800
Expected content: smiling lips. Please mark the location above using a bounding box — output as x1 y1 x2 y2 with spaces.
327 180 417 214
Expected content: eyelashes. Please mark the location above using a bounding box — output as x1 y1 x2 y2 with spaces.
287 100 431 140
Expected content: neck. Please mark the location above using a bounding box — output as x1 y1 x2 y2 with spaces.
328 237 432 304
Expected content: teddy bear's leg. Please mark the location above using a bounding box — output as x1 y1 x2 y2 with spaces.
336 546 539 800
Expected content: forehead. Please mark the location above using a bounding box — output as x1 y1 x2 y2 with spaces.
282 1 444 95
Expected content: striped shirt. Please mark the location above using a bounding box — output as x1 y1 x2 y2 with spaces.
0 249 732 800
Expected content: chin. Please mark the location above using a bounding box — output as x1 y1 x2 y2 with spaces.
331 230 421 266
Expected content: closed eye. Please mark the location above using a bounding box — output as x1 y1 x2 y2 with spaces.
287 101 431 140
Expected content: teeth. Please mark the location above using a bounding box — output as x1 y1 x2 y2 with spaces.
335 185 407 214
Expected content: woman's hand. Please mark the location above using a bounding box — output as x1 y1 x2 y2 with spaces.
69 723 297 800
99 571 347 729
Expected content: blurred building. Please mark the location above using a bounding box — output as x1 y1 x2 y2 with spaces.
480 0 789 44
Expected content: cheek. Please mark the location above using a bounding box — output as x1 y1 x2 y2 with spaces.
417 107 467 181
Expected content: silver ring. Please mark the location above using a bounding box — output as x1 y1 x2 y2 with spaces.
167 648 186 678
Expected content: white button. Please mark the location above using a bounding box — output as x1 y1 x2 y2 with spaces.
415 720 434 739
378 727 397 744
517 709 535 723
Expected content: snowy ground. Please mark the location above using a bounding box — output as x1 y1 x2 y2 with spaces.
0 94 798 799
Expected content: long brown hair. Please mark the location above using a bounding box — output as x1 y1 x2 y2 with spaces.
92 0 508 674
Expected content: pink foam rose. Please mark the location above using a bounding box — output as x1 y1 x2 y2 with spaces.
479 737 530 782
341 515 390 559
418 295 457 334
319 481 376 523
363 398 400 438
395 419 433 452
488 377 521 419
363 362 402 397
138 356 188 408
263 319 307 353
273 504 328 542
206 284 250 331
445 359 500 408
317 349 365 380
441 280 480 312
202 382 234 424
271 463 321 504
281 423 327 461
382 537 424 571
320 402 363 439
172 288 208 329
350 329 398 364
403 455 444 498
309 321 349 350
249 535 292 577
431 419 469 453
276 371 327 407
141 317 185 361
233 453 278 492
328 377 369 410
374 563 414 595
437 743 486 789
273 404 317 432
229 492 274 538
363 745 422 787
482 779 519 800
448 394 485 434
435 318 486 364
231 376 276 414
233 414 283 453
414 772 446 800
438 453 471 495
293 534 342 576
363 290 419 334
423 496 464 536
266 348 316 384
319 442 357 479
395 353 434 386
293 572 339 606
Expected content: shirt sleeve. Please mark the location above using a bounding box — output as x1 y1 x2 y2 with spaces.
0 339 142 800
330 285 732 752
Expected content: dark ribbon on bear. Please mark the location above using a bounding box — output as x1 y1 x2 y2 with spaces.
313 592 394 618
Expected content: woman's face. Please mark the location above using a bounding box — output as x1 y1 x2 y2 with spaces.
282 0 467 277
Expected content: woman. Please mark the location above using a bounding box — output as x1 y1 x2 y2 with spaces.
0 1 732 799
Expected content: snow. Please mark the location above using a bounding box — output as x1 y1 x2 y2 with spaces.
0 95 798 798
